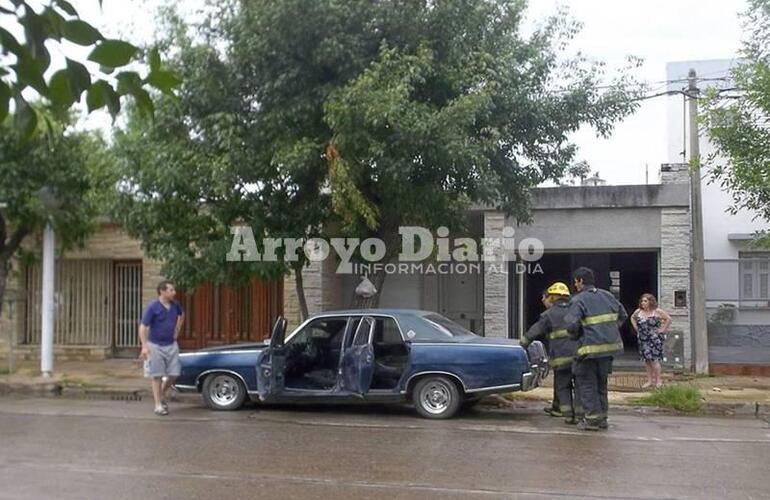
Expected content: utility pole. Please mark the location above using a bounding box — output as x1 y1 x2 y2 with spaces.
40 221 55 378
688 69 709 375
37 186 60 379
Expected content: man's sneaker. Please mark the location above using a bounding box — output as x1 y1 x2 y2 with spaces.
598 419 608 430
564 416 578 425
544 408 563 418
576 419 601 431
154 407 169 416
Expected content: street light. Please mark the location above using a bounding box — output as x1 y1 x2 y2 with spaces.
37 187 61 378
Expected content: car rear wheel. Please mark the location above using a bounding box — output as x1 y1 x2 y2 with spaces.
201 373 247 411
412 376 462 419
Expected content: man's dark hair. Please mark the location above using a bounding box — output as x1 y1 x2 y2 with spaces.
157 280 175 295
572 267 595 286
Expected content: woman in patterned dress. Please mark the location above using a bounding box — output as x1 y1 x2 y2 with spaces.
630 294 672 389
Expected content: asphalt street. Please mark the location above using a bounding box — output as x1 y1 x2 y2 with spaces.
0 397 769 500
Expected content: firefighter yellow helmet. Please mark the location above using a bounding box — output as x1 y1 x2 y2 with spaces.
546 282 571 297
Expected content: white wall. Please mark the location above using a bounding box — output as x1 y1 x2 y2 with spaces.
666 59 769 261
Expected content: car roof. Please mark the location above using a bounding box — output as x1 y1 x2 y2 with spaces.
308 309 434 319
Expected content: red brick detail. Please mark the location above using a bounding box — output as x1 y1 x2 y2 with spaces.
709 364 770 377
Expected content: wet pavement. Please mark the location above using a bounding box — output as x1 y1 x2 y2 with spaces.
0 397 769 499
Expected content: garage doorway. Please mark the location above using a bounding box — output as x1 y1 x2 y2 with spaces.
517 251 658 355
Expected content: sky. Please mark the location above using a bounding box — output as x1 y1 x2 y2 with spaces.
11 0 750 185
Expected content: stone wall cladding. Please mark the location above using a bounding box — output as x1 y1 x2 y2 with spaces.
659 163 690 185
660 207 692 368
6 224 167 351
483 211 507 338
0 260 24 352
283 260 326 332
63 224 144 260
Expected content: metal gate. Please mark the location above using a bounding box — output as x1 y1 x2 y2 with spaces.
114 261 143 351
25 260 113 345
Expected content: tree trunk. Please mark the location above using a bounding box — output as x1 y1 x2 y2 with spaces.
353 230 399 309
0 258 7 322
292 262 309 321
0 224 29 323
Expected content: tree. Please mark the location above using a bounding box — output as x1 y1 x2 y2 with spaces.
0 0 180 137
107 14 295 308
111 0 643 314
242 0 643 304
703 0 770 246
0 114 107 320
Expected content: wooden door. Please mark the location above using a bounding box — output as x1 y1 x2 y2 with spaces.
177 279 283 350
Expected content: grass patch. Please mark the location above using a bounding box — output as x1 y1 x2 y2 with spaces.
60 376 93 390
632 384 703 413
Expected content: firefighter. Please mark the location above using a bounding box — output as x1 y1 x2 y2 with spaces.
521 282 581 424
564 267 628 431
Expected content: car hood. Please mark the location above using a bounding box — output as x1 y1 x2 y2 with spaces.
199 342 267 352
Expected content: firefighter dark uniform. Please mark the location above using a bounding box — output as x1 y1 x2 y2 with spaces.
521 283 581 423
564 286 628 430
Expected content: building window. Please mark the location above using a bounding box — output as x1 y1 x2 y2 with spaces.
739 252 770 302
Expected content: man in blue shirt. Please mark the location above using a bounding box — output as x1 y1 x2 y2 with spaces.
139 280 185 416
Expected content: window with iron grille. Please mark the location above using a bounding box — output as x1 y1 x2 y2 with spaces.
739 252 770 303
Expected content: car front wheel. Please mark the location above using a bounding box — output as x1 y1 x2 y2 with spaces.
201 373 247 411
412 376 462 419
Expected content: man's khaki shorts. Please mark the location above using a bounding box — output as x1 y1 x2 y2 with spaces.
143 341 181 378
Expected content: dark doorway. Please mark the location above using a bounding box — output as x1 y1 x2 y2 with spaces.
520 251 658 355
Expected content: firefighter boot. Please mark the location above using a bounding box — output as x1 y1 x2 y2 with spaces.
576 418 602 431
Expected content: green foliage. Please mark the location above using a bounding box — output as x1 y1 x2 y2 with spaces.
632 384 703 413
109 0 642 301
0 112 105 252
107 37 289 290
0 110 107 305
0 1 181 137
703 0 770 247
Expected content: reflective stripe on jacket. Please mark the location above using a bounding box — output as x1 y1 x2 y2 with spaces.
565 287 628 359
521 298 578 370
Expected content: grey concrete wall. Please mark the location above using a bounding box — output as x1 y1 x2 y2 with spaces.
708 323 770 364
512 207 662 251
528 183 690 210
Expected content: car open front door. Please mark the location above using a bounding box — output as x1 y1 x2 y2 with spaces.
341 316 376 396
256 316 287 401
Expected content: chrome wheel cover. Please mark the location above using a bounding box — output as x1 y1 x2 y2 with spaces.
209 374 240 407
419 380 452 415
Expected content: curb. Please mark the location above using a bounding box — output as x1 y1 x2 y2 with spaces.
0 381 148 400
480 394 770 419
2 382 768 420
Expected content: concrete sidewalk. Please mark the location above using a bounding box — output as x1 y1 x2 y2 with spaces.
1 358 769 417
0 358 147 398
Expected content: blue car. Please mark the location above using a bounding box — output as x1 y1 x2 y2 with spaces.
174 309 548 419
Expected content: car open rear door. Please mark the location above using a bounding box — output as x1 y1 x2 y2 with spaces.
256 316 287 401
341 316 376 396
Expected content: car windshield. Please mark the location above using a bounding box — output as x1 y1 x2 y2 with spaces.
421 313 477 338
